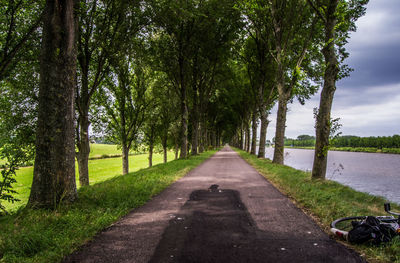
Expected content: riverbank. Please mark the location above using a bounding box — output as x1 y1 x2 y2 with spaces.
236 148 400 263
285 146 400 154
0 150 217 263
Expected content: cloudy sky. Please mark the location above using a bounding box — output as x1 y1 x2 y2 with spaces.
266 0 400 140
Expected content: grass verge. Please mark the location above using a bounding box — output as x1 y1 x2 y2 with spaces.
0 150 217 263
236 148 400 263
5 151 175 211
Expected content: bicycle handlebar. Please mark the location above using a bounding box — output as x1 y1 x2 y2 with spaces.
384 203 400 216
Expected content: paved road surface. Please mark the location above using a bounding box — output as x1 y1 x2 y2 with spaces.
64 146 364 263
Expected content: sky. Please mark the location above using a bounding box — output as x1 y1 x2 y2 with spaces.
266 0 400 141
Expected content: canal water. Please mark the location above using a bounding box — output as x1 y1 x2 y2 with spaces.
261 147 400 205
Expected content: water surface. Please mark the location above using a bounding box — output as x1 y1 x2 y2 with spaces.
261 147 400 205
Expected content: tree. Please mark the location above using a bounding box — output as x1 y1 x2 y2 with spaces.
28 0 78 208
0 1 44 81
150 0 196 158
0 75 37 212
151 73 180 163
96 52 149 175
268 0 319 164
151 0 242 157
143 102 160 168
75 0 144 185
309 0 368 179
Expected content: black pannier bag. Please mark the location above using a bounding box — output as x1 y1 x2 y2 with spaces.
348 216 398 245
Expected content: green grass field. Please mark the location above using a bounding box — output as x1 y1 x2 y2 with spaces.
236 149 400 263
4 144 175 212
0 144 125 166
88 144 122 158
0 150 216 263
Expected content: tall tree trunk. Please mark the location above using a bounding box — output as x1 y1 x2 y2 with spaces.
240 123 244 150
246 121 251 152
191 81 199 155
149 139 153 167
191 113 199 155
162 135 168 163
29 0 78 208
272 93 288 164
211 131 216 148
174 143 179 160
198 122 204 153
250 112 257 155
178 49 188 159
272 51 288 165
76 112 90 186
312 0 340 180
122 142 129 175
258 110 269 158
179 92 188 158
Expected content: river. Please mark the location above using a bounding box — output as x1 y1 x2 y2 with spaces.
259 147 400 205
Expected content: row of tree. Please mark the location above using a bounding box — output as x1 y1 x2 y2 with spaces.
331 135 400 148
230 0 367 179
284 135 316 147
0 0 368 210
283 135 400 149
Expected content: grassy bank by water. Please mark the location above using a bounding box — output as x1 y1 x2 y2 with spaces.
5 151 175 211
0 150 217 263
236 149 400 263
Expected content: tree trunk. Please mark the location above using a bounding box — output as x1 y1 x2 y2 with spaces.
250 112 257 155
246 121 251 152
191 113 199 155
191 83 199 155
179 94 188 158
258 110 269 158
77 113 90 186
240 123 244 150
273 94 288 164
198 122 204 153
211 131 216 148
122 143 129 175
174 143 179 160
312 0 340 180
149 140 153 167
28 0 78 208
163 145 167 163
162 135 168 163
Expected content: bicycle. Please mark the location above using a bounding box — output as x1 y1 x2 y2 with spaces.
330 203 400 244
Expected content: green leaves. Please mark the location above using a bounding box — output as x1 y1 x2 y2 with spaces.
0 161 22 215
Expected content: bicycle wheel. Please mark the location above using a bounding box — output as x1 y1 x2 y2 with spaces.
330 216 397 240
330 216 366 240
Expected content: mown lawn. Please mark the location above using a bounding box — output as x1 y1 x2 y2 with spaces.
0 150 217 263
5 150 175 212
88 144 122 158
236 149 400 263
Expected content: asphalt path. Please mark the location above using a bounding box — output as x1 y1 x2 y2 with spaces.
64 146 365 263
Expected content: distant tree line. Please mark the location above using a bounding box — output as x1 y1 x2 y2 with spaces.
284 135 316 147
284 135 400 149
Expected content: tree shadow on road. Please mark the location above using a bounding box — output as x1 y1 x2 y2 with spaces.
149 185 364 263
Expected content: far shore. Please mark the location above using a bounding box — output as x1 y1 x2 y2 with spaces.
281 146 400 154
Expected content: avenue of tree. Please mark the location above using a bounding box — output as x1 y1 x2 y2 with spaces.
0 0 368 210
